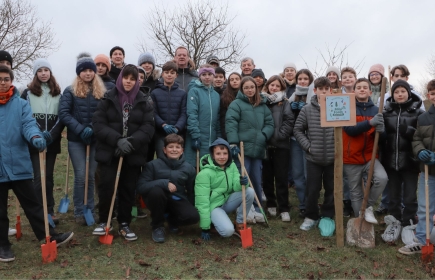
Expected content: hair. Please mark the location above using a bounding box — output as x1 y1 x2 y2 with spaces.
390 64 410 77
215 67 226 78
327 72 341 89
240 57 254 66
263 75 286 93
221 72 242 109
162 61 178 72
240 76 261 107
27 70 61 97
341 67 357 78
0 65 14 81
295 69 314 85
212 144 228 153
122 64 139 80
314 77 331 89
427 79 435 92
353 78 371 90
164 134 184 147
71 74 106 99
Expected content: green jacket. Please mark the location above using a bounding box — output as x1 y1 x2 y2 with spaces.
225 92 274 159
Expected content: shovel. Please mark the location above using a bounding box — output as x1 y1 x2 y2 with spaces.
196 150 200 174
422 165 434 263
39 151 57 263
40 151 55 228
15 197 22 240
58 154 70 213
139 196 146 209
83 145 95 226
100 156 123 245
239 142 253 248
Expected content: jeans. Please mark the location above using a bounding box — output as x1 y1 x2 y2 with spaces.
243 156 262 211
343 175 350 201
263 148 290 212
68 141 98 218
291 138 306 210
30 152 57 215
211 188 255 237
416 172 435 245
379 184 389 209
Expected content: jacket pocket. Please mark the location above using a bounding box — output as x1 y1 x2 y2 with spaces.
11 150 32 176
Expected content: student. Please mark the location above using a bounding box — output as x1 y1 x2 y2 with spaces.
294 77 335 234
220 72 241 140
261 75 294 221
138 52 159 93
0 50 13 68
59 53 105 225
326 66 341 91
281 63 297 99
94 54 115 91
368 64 389 106
251 69 267 95
195 138 253 240
381 80 423 242
213 67 226 95
109 46 125 81
0 65 73 262
185 64 220 168
399 79 435 255
21 58 64 224
341 67 357 94
226 76 274 222
206 55 220 68
151 61 187 159
342 78 388 225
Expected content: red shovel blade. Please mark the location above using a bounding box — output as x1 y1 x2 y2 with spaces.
41 236 57 264
139 196 146 209
422 239 434 263
240 223 253 248
16 216 22 241
99 227 113 245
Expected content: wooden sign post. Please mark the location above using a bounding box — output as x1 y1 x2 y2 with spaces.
319 89 356 247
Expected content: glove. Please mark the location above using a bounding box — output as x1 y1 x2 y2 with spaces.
32 137 46 152
418 150 432 162
369 113 384 127
191 138 201 151
230 144 240 158
429 153 435 165
114 148 124 157
297 101 306 110
398 123 408 136
201 230 211 241
375 123 384 133
163 125 175 135
42 130 53 145
291 102 299 110
240 175 249 186
117 138 134 154
170 125 178 134
80 127 93 145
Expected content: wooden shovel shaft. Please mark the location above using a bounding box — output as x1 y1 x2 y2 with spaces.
84 145 90 206
39 151 50 238
106 156 123 230
240 142 246 227
196 150 199 174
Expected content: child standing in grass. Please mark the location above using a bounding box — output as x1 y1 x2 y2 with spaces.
220 72 241 140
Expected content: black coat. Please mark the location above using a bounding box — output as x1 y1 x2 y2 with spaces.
266 99 294 149
92 88 155 166
382 93 424 171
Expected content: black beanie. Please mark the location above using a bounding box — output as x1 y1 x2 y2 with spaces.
391 79 411 101
109 46 125 57
0 50 13 67
251 68 266 81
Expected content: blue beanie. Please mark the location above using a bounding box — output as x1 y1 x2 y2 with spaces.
137 52 156 70
33 58 52 76
76 52 97 76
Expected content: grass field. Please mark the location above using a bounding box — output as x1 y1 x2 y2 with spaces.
2 140 435 279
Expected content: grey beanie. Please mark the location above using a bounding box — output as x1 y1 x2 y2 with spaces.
33 58 52 76
283 62 297 72
76 52 97 76
137 52 156 70
326 65 340 77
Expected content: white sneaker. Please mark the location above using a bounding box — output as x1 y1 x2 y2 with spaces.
8 228 16 236
398 241 423 255
245 206 256 224
381 215 401 243
281 212 291 222
254 211 265 223
300 217 318 231
261 190 267 202
364 206 378 224
267 207 277 217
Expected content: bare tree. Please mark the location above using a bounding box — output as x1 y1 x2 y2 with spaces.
426 53 435 78
138 1 247 70
0 0 60 81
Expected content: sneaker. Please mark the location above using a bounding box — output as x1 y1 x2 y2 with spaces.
382 215 402 243
8 228 16 236
267 207 277 217
375 205 388 216
169 224 179 234
118 223 137 241
398 242 423 255
364 206 378 224
300 217 318 231
93 223 113 236
51 232 74 247
343 200 352 217
281 212 291 222
0 245 15 262
254 211 265 223
246 206 256 224
75 216 86 226
299 209 306 218
152 227 165 243
261 190 267 202
137 209 147 218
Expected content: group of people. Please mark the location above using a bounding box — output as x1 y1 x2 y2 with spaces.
1 45 435 263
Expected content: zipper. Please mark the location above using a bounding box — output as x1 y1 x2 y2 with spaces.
224 168 230 199
45 85 48 131
208 87 212 146
395 107 402 170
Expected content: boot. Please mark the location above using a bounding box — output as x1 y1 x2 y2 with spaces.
343 200 353 217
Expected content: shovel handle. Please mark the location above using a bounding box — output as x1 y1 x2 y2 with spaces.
196 150 199 174
106 156 123 231
84 145 90 206
240 142 247 228
425 165 430 241
39 151 50 238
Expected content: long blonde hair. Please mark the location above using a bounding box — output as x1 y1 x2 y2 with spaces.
71 74 106 99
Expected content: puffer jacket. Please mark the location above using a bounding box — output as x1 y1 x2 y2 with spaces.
266 98 294 149
151 81 187 133
142 69 160 94
137 154 196 204
195 138 243 230
101 75 115 91
175 62 198 92
92 87 155 166
294 95 335 166
413 105 435 175
382 93 424 171
58 86 101 143
225 92 274 159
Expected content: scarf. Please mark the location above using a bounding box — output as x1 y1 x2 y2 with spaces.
0 86 14 105
294 85 309 96
261 91 285 104
116 67 140 109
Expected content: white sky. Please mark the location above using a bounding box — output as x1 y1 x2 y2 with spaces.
25 0 435 93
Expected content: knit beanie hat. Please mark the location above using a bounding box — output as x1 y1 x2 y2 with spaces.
109 46 125 57
283 62 297 72
137 52 156 70
251 68 266 81
137 66 146 76
295 84 309 96
33 58 52 76
94 54 111 72
326 65 340 77
206 55 220 66
368 64 385 76
391 79 411 101
0 50 13 67
76 52 97 76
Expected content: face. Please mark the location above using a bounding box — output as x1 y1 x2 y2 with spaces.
341 72 356 90
163 143 184 160
111 50 124 67
138 72 145 85
200 72 214 86
242 80 256 98
210 62 219 68
313 86 331 95
0 60 11 69
253 76 264 88
141 62 153 74
96 63 108 76
427 90 435 106
229 74 241 90
241 60 255 75
162 70 177 85
393 86 409 104
369 72 382 85
392 69 409 82
122 74 137 92
354 81 372 102
213 146 229 167
284 67 296 81
79 69 95 83
268 80 282 93
327 72 338 83
0 72 12 93
297 73 310 87
36 67 51 83
174 48 188 67
213 73 225 87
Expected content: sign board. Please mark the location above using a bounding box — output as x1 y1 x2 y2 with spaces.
319 92 356 127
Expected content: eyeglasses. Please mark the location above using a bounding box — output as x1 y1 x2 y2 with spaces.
0 78 11 83
369 73 381 77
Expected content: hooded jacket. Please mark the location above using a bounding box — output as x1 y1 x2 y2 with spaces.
413 105 435 175
266 98 294 149
142 69 160 94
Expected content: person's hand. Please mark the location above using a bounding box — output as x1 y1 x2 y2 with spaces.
369 113 384 127
291 101 299 110
32 137 46 152
117 138 134 154
201 230 211 241
375 123 384 133
240 175 248 186
191 138 201 151
170 125 178 134
399 123 408 136
418 149 432 162
114 147 123 157
230 144 240 157
297 101 306 110
168 182 177 193
42 130 53 145
163 125 175 135
80 127 93 145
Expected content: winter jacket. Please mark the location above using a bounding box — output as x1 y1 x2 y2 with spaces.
370 81 390 108
294 95 335 166
21 87 64 154
59 86 101 143
92 87 155 166
0 89 43 183
219 90 237 140
151 81 187 133
185 79 221 166
214 85 226 95
142 69 160 94
101 75 115 91
175 63 198 92
266 99 294 149
195 138 243 230
379 84 426 112
342 97 379 165
382 93 424 172
284 79 296 99
413 105 435 175
137 155 196 204
109 63 122 81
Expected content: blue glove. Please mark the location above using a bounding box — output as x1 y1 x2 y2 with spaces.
230 144 240 158
80 127 93 144
170 125 178 134
191 138 201 151
429 153 435 165
240 175 249 186
418 150 432 162
297 101 306 110
32 137 46 152
291 102 299 110
163 125 174 135
42 130 53 145
201 230 211 241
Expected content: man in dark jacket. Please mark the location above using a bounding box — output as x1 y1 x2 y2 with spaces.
173 46 198 91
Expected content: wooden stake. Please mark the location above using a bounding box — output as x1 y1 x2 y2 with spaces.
334 127 344 247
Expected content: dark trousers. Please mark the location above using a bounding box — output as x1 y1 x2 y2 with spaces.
0 180 55 246
145 187 199 230
98 160 141 225
387 169 418 226
305 161 335 220
30 152 57 215
263 148 290 212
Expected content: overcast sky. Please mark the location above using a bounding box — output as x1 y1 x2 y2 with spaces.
25 0 435 93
